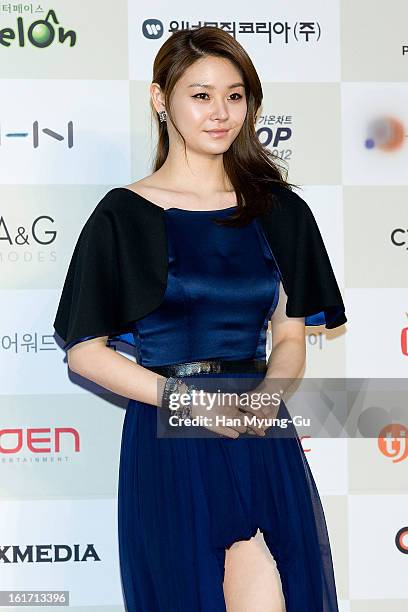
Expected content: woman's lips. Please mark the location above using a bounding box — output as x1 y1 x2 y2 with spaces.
205 129 230 138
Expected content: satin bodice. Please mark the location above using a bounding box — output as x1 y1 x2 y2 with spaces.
131 207 279 366
66 206 281 363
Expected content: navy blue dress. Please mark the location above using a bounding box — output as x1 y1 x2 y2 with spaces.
69 204 339 611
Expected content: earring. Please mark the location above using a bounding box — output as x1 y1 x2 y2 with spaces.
158 110 167 123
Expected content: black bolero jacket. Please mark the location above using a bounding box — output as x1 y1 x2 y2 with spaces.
53 186 347 351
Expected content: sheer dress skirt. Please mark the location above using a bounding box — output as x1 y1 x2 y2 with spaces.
117 371 340 612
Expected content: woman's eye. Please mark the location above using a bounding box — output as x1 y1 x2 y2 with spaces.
192 93 243 101
192 93 209 100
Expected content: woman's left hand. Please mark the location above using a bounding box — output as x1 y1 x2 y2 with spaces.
238 383 283 434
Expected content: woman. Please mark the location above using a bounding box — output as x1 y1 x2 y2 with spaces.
54 26 346 611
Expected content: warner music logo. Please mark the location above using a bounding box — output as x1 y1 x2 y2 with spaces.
0 544 100 563
142 18 164 40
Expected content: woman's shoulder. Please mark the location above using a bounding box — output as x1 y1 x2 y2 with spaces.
117 176 184 211
119 179 171 207
257 185 315 240
89 184 166 222
264 183 311 218
72 185 167 253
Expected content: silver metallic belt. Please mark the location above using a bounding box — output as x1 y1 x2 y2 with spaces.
149 357 267 377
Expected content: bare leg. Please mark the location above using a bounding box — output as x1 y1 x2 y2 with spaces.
223 529 286 612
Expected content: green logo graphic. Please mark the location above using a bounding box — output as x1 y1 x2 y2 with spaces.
0 10 77 48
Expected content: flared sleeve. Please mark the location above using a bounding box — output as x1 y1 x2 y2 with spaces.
258 186 347 329
53 188 168 351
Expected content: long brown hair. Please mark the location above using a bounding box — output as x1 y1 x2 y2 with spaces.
150 26 300 227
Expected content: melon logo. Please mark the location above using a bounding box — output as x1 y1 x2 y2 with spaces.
0 10 76 48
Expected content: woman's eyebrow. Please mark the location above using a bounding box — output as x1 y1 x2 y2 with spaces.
187 82 245 89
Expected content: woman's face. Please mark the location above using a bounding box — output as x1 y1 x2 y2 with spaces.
166 55 248 155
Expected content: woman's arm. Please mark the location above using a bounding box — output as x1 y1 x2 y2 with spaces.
265 282 306 395
67 339 248 438
65 283 305 411
67 337 167 407
238 282 306 428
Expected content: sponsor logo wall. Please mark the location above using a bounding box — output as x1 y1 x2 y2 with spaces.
1 1 407 609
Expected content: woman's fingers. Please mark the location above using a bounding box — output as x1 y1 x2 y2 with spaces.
238 407 268 436
199 393 272 438
212 425 240 439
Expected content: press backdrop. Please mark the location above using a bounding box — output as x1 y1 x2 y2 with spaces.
1 1 407 610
